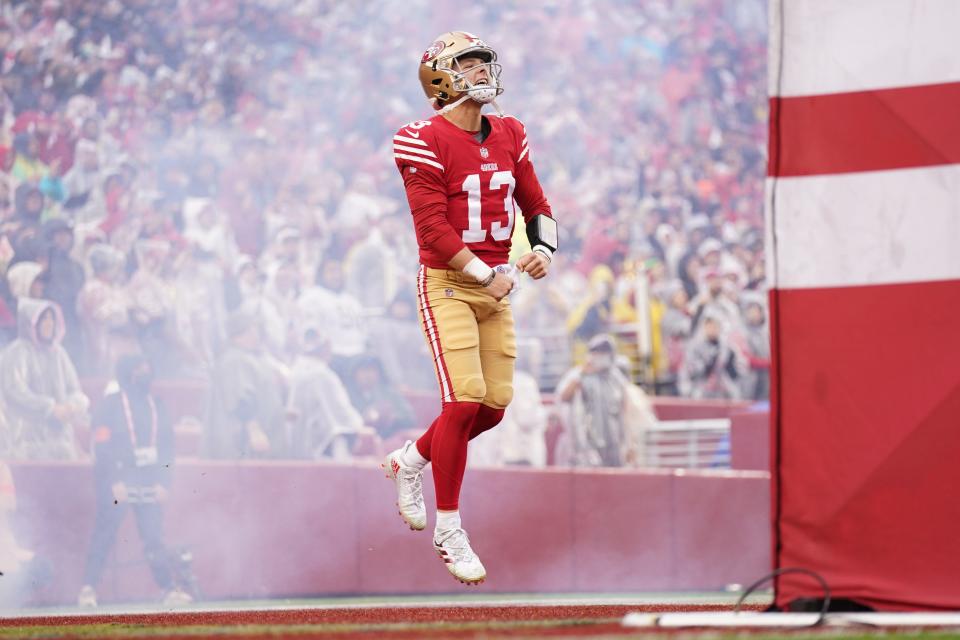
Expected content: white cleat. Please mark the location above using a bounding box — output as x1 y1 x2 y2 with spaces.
381 441 426 531
434 527 487 585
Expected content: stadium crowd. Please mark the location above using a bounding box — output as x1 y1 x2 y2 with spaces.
0 0 769 468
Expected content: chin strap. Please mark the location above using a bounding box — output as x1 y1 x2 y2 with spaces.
433 94 471 116
432 94 504 117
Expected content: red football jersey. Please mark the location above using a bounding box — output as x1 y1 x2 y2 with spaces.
393 113 553 269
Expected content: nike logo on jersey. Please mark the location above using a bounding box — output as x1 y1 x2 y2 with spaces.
404 129 421 138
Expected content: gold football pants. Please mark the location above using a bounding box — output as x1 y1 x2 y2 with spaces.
416 266 517 409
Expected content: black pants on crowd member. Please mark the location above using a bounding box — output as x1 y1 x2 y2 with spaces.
82 493 173 591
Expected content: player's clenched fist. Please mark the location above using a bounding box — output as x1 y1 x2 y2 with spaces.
484 271 515 301
516 251 550 279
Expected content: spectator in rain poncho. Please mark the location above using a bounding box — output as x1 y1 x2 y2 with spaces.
174 198 235 366
182 198 237 268
0 298 88 459
5 260 46 301
127 239 176 375
223 256 286 358
258 226 307 290
343 354 415 444
566 265 637 361
680 309 747 400
343 224 399 311
61 138 105 224
286 326 371 461
689 265 740 334
554 334 658 468
366 291 436 393
76 243 131 375
333 173 394 236
203 306 287 459
567 265 616 344
735 292 770 401
297 254 366 376
262 259 301 351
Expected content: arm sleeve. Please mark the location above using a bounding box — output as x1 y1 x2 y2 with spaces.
400 164 465 262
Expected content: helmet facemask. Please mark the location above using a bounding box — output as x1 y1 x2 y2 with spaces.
449 55 503 104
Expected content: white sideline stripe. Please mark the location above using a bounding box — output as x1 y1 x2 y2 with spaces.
417 266 452 402
770 0 960 97
395 153 444 171
393 144 437 158
393 135 427 146
765 164 960 289
522 137 527 145
624 611 960 628
518 145 529 161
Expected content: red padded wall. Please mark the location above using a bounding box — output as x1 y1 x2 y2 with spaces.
10 461 768 605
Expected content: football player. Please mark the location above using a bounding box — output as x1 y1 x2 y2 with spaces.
382 31 558 585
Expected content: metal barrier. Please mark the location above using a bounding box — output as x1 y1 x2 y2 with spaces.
644 418 731 469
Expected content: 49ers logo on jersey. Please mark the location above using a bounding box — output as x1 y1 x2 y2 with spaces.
421 41 446 63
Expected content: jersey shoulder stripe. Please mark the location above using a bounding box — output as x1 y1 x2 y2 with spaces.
394 152 444 171
394 134 427 146
393 143 437 158
394 121 444 172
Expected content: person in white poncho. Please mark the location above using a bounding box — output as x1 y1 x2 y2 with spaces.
286 326 374 461
555 334 658 468
0 298 88 459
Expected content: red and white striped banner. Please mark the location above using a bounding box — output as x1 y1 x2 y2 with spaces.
767 0 960 611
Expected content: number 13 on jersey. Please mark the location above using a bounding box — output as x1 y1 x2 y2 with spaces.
461 170 516 243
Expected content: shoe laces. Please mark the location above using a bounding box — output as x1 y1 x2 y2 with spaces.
436 528 477 563
398 467 423 501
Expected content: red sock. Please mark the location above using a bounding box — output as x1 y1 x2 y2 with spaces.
429 402 481 511
469 404 505 439
415 404 505 460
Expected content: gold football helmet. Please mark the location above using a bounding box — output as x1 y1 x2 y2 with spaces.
418 31 503 108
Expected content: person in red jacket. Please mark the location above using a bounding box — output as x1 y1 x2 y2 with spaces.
382 31 558 585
